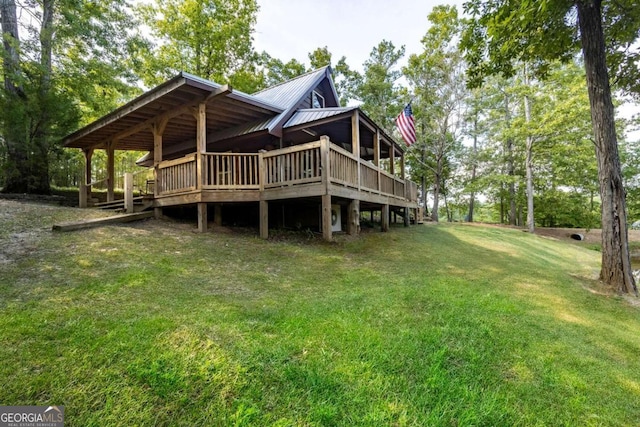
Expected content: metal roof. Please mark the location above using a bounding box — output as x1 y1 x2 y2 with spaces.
283 107 356 128
253 67 329 108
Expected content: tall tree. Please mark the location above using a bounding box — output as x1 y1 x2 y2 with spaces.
462 0 638 295
354 40 405 134
1 0 140 194
404 5 467 222
137 0 260 92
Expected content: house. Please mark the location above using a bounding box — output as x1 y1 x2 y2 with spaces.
62 67 419 240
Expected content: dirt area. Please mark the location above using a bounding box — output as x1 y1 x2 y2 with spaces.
533 227 640 245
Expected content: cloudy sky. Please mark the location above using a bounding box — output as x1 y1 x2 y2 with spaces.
253 0 465 71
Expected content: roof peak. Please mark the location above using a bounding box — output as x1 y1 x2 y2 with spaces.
252 66 331 95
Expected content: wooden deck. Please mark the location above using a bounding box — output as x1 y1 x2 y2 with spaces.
152 137 418 209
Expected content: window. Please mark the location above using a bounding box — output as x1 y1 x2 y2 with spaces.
311 90 325 108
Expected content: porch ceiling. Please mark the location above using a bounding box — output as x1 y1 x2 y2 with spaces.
62 72 283 152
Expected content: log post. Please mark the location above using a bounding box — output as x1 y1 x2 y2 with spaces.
106 141 115 202
197 203 208 232
79 182 87 208
260 200 268 239
348 199 360 235
351 110 360 190
374 129 381 192
124 172 134 213
82 148 93 207
322 194 332 241
152 118 168 219
381 204 389 232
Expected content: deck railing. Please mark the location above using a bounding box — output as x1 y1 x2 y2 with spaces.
157 154 197 194
263 141 322 188
202 153 260 189
155 138 418 201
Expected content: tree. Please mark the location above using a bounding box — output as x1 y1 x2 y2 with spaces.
354 40 405 134
462 0 638 295
404 5 467 222
1 0 141 194
136 0 261 92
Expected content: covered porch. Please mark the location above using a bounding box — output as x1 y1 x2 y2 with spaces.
63 71 418 241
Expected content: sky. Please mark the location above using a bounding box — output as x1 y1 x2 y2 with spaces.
253 0 465 72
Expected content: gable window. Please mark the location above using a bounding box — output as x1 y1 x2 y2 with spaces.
311 91 325 109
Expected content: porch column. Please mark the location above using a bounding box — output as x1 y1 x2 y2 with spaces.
260 200 269 239
322 194 333 241
196 102 207 232
80 148 94 208
320 135 331 190
152 119 167 219
389 145 395 175
351 110 360 190
400 150 406 180
106 140 115 202
404 206 410 227
381 204 389 232
374 129 381 193
348 199 360 235
196 102 206 185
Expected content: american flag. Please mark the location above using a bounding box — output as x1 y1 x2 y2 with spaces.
396 103 416 146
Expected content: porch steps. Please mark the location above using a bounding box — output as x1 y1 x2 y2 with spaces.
94 196 153 212
52 211 154 232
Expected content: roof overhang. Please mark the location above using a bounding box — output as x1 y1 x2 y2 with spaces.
62 72 283 152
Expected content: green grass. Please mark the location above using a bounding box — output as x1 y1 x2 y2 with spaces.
1 201 640 426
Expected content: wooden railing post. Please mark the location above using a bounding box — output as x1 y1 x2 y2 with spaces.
124 172 134 213
320 136 331 189
79 182 87 208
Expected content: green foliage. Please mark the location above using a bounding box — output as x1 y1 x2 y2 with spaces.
2 202 640 424
353 40 406 134
136 0 260 92
0 0 144 193
404 6 466 221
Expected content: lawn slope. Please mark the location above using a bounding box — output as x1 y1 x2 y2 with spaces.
1 200 639 426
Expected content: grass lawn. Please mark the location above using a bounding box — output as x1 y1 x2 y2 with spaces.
1 200 640 426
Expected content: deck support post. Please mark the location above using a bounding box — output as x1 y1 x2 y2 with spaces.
124 173 134 213
381 204 389 232
404 206 410 227
214 204 222 226
197 203 208 232
259 200 268 239
322 194 333 241
348 199 360 235
106 141 115 202
81 148 93 208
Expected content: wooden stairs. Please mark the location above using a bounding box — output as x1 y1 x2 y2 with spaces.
93 196 154 213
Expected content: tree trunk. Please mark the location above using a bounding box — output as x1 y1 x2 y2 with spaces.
432 180 440 222
504 92 517 225
468 113 478 222
0 0 28 193
523 65 535 233
577 0 637 295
